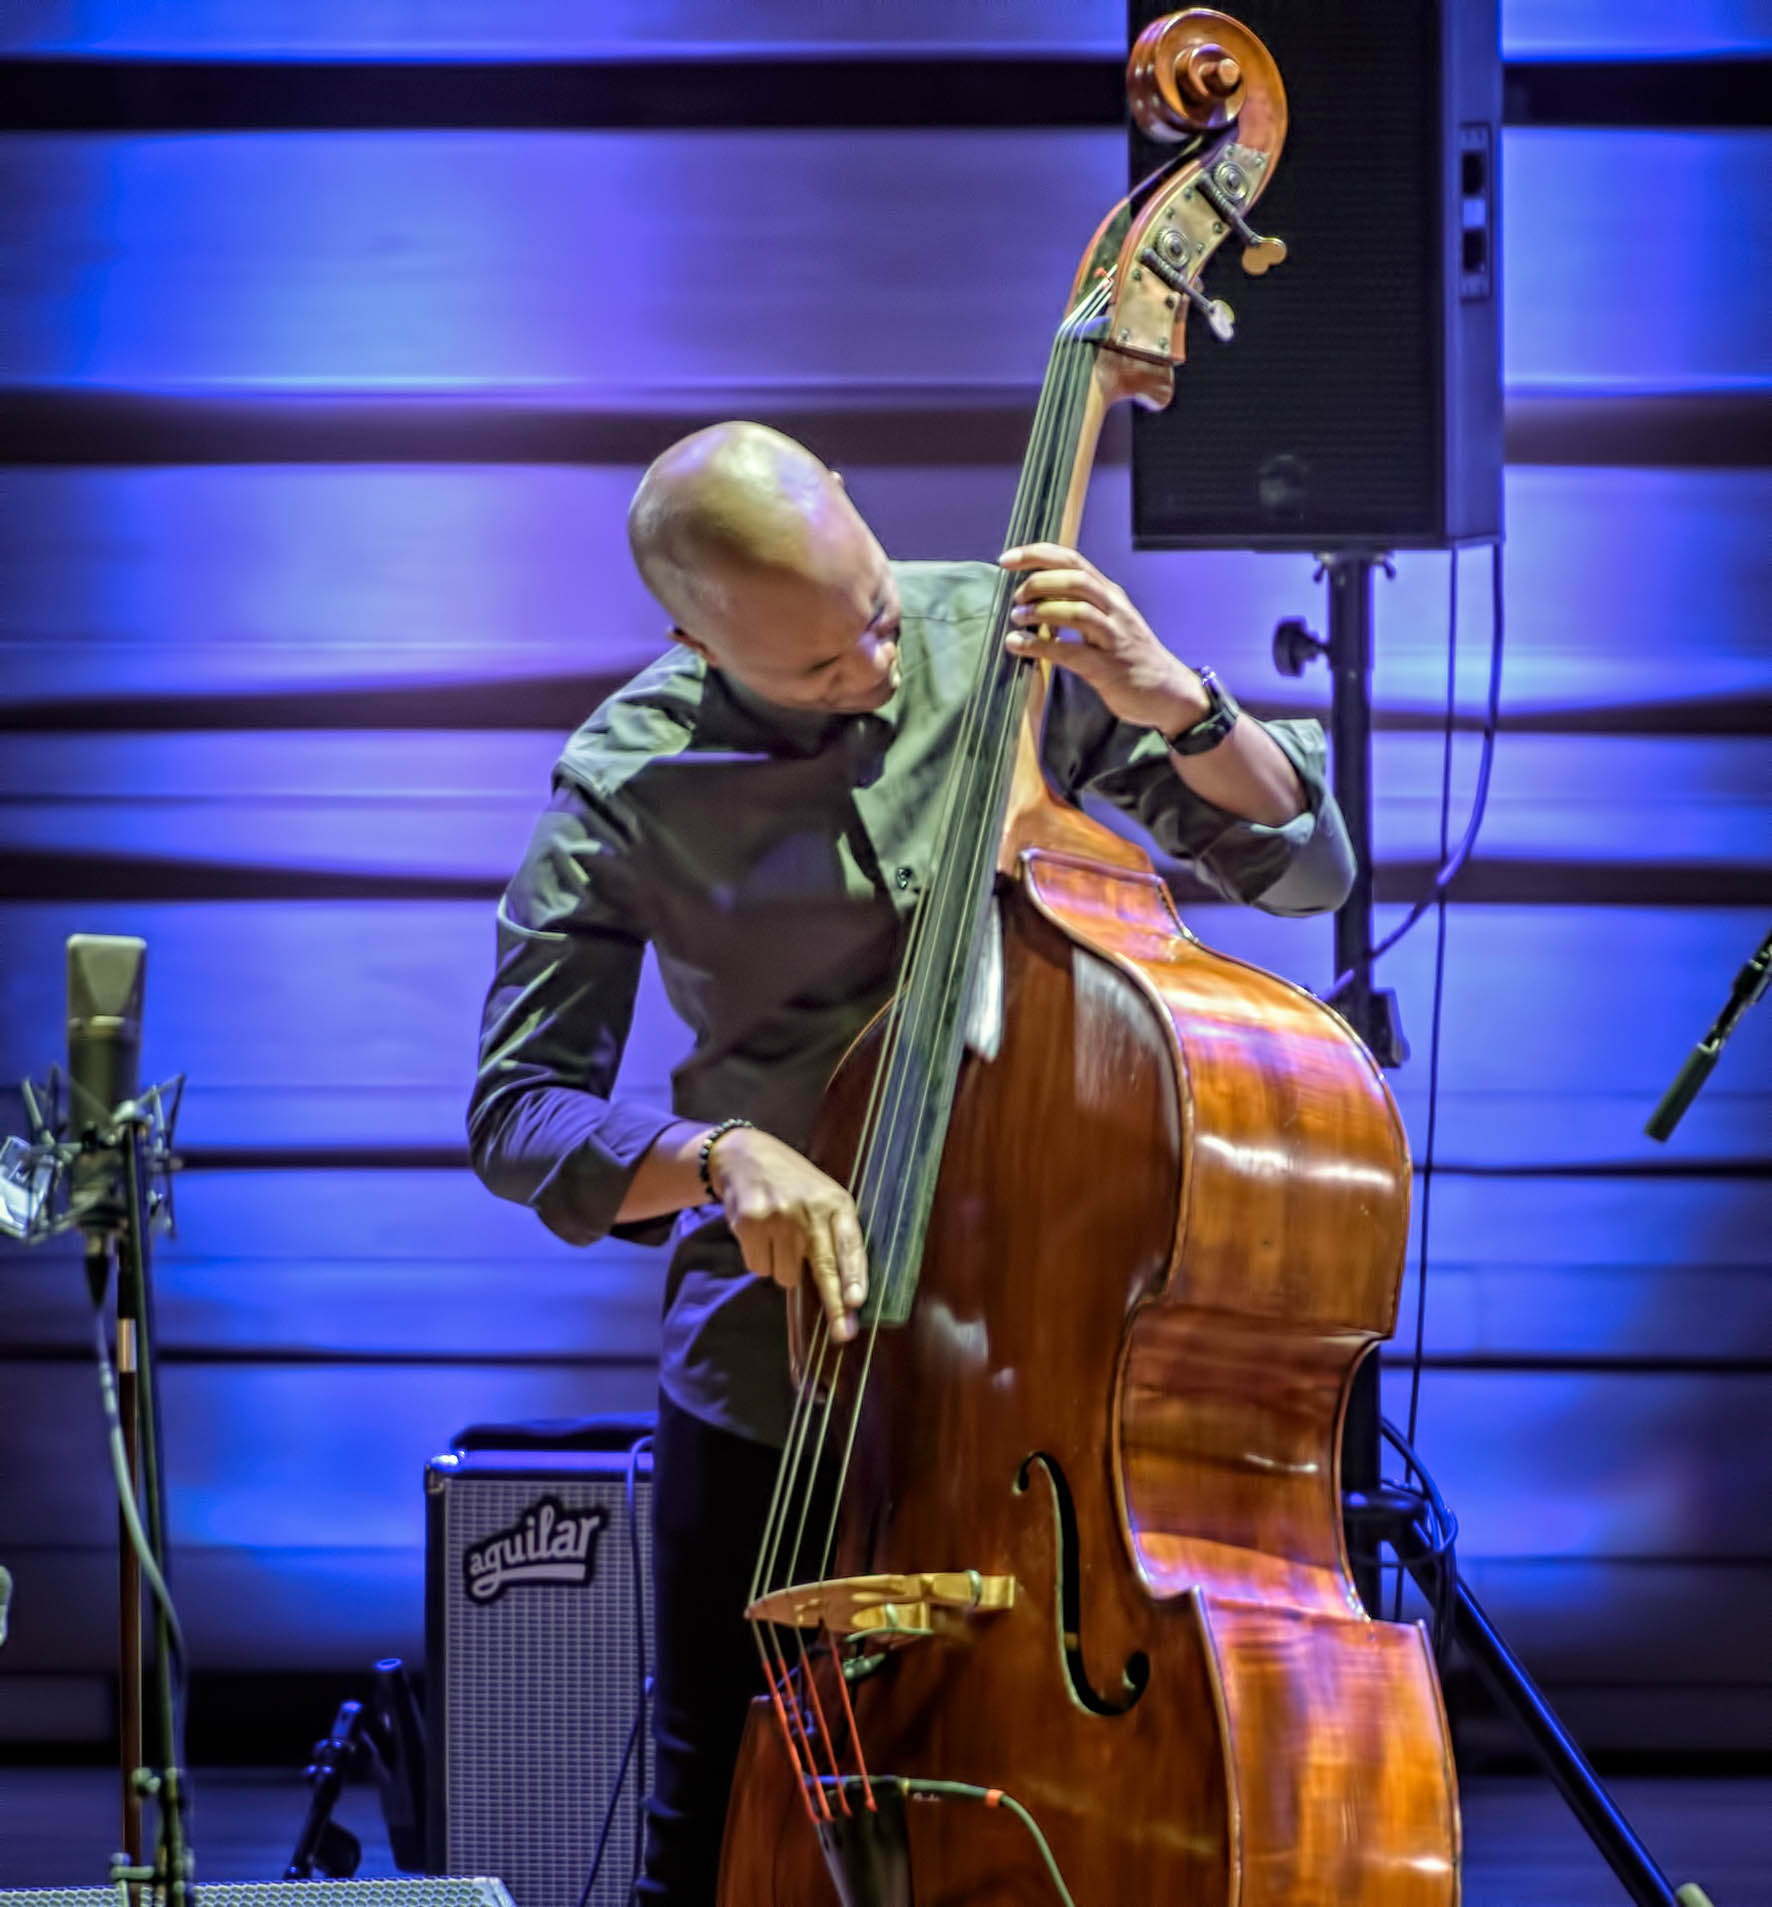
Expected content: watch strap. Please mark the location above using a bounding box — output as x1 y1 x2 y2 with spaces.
1164 666 1240 756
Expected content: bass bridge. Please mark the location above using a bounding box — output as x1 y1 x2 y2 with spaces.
746 1570 1016 1648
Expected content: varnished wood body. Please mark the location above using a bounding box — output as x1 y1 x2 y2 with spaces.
720 815 1460 1903
722 13 1455 1895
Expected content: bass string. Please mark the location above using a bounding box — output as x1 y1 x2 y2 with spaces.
739 540 1037 1618
745 280 1111 1619
779 294 1104 1601
739 303 1103 1795
842 282 1109 1281
808 311 1104 1586
741 317 1079 1613
844 279 1108 1303
837 292 1099 1254
762 307 1098 1596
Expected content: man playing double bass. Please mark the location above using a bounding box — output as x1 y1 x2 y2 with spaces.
468 418 1353 1902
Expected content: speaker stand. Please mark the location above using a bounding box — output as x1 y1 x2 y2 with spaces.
1273 549 1410 1067
1274 547 1408 1615
1345 1482 1716 1907
1272 560 1714 1904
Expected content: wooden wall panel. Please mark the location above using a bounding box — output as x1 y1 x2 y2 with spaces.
1505 131 1772 386
3 1250 664 1360
0 466 668 705
1386 1264 1772 1366
4 903 1769 1161
1457 1559 1772 1685
0 0 1129 59
6 1362 1769 1692
7 1551 1769 1693
15 1244 1770 1369
0 129 1110 388
5 466 1769 723
9 1164 604 1262
7 1167 1769 1359
0 29 1766 1758
4 0 1768 59
2 1546 430 1674
1501 0 1772 54
2 1364 657 1549
0 131 1765 391
1404 1370 1772 1561
2 733 1766 888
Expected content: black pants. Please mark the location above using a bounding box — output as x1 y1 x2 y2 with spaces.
638 1392 824 1906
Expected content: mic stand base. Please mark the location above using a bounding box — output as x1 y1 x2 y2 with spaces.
1346 1485 1716 1907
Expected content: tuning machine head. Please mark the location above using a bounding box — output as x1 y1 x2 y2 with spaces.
1197 161 1288 276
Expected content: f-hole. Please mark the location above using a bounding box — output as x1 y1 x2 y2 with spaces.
1017 1452 1149 1717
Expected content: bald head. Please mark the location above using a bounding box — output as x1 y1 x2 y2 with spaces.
626 422 903 715
628 422 852 628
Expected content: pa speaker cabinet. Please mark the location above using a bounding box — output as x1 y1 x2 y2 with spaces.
426 1436 653 1907
1128 0 1503 550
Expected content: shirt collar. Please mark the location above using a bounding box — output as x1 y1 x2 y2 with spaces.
709 664 903 755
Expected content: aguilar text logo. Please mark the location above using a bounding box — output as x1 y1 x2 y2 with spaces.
464 1496 607 1603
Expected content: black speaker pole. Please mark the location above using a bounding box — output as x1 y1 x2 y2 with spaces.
1275 550 1409 1616
1322 552 1408 1071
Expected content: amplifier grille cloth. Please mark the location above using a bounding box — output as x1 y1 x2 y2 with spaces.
441 1468 652 1907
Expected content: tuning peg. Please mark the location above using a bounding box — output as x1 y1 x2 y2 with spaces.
1187 284 1237 343
1236 234 1287 277
1197 164 1288 277
1138 244 1237 344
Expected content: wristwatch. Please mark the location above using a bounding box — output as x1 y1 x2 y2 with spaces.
1163 666 1241 756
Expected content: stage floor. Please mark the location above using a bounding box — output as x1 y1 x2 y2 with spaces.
1 1765 1767 1903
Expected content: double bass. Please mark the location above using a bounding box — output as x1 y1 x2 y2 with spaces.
719 14 1461 1902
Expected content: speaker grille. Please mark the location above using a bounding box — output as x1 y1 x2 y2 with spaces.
432 1453 652 1907
1129 0 1492 548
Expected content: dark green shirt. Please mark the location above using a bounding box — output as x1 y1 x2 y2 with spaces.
469 560 1353 1445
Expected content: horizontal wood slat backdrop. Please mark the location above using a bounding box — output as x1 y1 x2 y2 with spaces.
3 466 1769 721
0 0 1768 60
0 131 1767 390
1 9 1768 1759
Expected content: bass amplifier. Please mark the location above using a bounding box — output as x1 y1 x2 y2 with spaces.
426 1420 654 1907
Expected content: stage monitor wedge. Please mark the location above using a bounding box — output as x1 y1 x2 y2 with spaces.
1127 0 1503 551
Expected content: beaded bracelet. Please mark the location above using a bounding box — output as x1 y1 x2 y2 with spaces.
698 1117 756 1200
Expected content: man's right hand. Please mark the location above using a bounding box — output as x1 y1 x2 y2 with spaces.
704 1125 870 1343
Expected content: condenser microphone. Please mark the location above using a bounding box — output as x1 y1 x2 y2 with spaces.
66 935 147 1136
66 936 147 1284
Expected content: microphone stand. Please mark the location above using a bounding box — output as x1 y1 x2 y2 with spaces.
13 1067 192 1903
115 1104 192 1905
99 1205 144 1877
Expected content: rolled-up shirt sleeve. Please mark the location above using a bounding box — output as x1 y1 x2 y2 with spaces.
467 782 678 1247
1043 669 1356 916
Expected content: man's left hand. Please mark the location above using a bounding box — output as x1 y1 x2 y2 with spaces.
1000 542 1204 736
